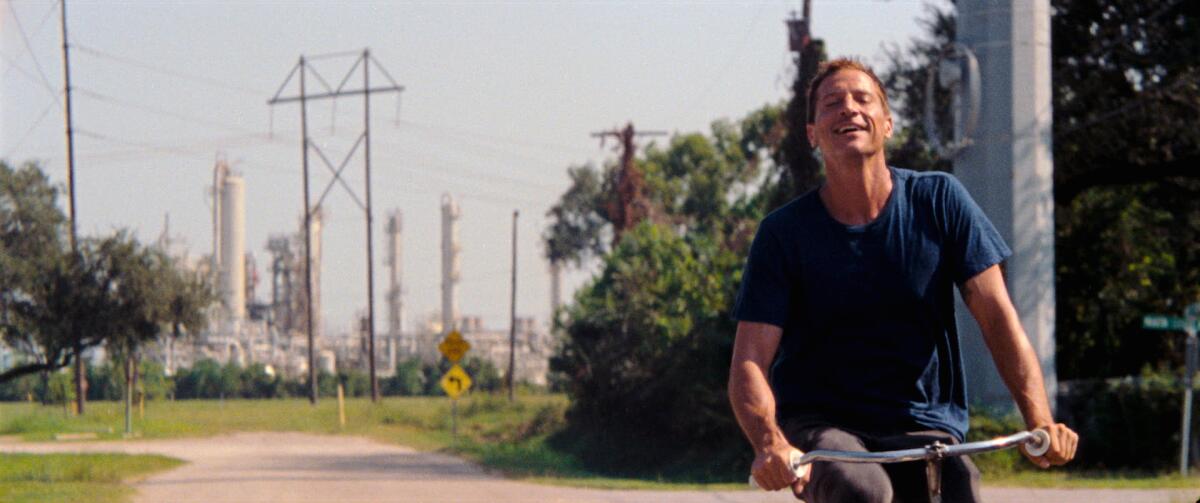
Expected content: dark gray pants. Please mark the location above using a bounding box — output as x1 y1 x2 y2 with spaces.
783 421 982 503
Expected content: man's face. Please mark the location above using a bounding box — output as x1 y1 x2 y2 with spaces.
806 69 893 161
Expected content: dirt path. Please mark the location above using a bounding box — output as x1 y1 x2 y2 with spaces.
1 432 1194 502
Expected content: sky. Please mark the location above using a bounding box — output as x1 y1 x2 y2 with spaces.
2 0 950 338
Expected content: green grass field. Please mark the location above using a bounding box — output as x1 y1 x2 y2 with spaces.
2 394 1198 497
0 453 183 503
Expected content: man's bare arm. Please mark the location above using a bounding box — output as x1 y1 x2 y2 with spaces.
961 264 1078 467
729 321 808 492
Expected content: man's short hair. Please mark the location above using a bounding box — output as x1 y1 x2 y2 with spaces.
806 58 891 124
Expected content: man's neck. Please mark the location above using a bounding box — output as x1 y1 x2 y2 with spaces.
819 155 892 226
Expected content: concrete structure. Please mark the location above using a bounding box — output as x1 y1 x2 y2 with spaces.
954 0 1057 408
549 260 562 320
385 210 405 372
214 162 247 321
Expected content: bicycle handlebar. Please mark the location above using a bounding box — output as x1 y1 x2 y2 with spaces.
749 429 1049 490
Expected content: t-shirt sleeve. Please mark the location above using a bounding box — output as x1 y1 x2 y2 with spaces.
942 176 1012 283
732 221 791 328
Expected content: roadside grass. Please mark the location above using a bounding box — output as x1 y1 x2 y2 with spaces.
0 453 182 503
2 396 1198 491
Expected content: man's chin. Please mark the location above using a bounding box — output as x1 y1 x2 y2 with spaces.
826 144 877 157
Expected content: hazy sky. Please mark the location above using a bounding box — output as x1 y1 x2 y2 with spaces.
2 0 949 337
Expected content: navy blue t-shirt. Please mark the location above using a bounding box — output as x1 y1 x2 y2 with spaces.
733 167 1011 441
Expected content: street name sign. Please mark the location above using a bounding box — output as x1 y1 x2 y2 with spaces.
1144 315 1198 332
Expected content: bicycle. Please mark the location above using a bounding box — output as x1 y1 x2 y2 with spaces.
750 429 1051 503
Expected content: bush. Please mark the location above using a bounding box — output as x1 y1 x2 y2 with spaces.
550 224 747 479
338 369 371 397
86 362 123 401
0 373 41 402
384 358 425 396
1056 371 1193 471
967 406 1029 474
173 359 221 399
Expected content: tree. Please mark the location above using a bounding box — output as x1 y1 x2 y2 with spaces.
544 164 609 267
543 105 794 476
0 161 69 396
544 107 784 272
878 4 955 174
1050 0 1200 203
551 223 744 474
0 161 215 407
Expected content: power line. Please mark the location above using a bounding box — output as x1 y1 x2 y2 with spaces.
1 99 57 160
395 119 588 157
71 43 267 97
74 86 260 134
29 0 59 39
672 0 772 124
5 0 61 107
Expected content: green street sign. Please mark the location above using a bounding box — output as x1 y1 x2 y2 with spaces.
1144 315 1198 332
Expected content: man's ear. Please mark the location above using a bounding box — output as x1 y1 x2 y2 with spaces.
883 114 894 140
806 123 816 146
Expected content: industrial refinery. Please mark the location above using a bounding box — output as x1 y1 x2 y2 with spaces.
147 159 554 386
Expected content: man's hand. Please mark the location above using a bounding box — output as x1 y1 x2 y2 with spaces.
1022 423 1079 468
751 442 810 494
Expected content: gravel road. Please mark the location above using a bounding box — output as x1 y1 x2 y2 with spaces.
1 432 1194 503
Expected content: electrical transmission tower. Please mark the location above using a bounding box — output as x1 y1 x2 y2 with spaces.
591 122 666 245
268 49 404 404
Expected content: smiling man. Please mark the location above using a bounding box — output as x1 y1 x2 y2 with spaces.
728 58 1078 502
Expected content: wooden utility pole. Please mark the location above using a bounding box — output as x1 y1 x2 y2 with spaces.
780 0 826 200
591 123 666 245
60 0 87 416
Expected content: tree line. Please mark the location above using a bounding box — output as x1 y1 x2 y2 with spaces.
0 356 504 404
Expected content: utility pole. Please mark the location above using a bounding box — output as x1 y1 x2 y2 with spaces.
508 210 518 402
591 122 666 245
781 0 826 199
269 49 404 404
60 0 86 416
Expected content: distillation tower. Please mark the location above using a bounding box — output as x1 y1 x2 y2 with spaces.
441 194 461 334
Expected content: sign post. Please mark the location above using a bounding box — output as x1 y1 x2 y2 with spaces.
438 330 472 444
1143 303 1200 476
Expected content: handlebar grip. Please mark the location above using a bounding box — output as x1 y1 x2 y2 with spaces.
1025 429 1051 457
749 449 803 490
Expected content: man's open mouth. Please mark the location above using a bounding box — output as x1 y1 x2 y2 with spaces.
836 125 866 134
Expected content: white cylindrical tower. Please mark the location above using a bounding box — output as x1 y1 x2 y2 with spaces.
309 208 324 341
220 172 246 320
549 260 562 318
386 210 404 357
440 194 461 333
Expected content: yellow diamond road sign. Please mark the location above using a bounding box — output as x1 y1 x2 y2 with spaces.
440 364 472 399
438 330 470 362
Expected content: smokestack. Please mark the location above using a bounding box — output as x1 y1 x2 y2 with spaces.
441 194 460 334
385 209 402 364
220 171 246 320
549 260 562 318
212 160 228 289
308 208 324 341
